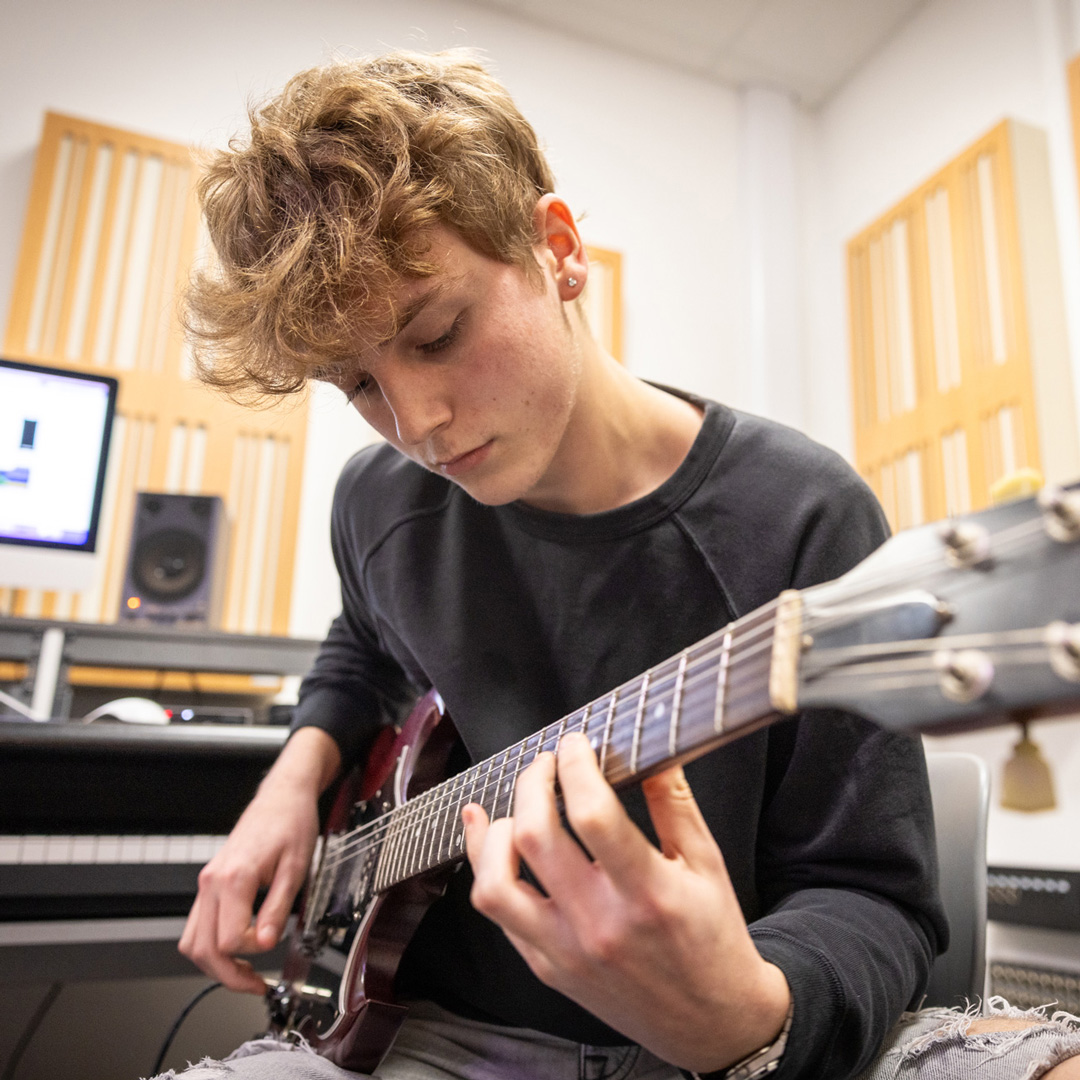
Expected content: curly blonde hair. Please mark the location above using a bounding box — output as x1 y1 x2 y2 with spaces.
184 50 555 401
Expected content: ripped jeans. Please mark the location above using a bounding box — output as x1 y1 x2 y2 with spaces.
145 998 1080 1080
858 998 1080 1079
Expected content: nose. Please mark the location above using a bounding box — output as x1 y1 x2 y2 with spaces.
379 364 452 447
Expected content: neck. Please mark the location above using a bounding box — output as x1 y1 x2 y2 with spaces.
520 334 703 515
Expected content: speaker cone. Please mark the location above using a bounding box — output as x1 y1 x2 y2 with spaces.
132 528 206 601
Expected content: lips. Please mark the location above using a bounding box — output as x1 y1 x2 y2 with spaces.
435 440 494 478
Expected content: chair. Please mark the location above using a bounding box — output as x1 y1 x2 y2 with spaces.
922 751 991 1008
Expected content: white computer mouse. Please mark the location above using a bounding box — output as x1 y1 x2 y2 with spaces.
81 696 171 724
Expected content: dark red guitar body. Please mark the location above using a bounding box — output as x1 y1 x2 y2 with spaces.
269 690 459 1071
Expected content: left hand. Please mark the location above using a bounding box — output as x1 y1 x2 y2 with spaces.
462 731 791 1074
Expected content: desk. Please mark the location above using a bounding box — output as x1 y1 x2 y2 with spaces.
0 615 320 718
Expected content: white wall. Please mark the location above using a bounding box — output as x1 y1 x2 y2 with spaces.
0 0 744 640
808 0 1080 873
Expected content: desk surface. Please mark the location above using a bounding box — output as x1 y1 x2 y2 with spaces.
0 615 321 675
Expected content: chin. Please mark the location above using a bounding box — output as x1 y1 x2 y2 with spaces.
453 468 542 507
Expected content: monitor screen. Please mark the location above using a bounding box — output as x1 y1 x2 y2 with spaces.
0 358 118 590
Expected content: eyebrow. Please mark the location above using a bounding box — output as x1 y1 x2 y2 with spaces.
381 278 454 344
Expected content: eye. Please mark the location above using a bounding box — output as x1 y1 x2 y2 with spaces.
344 374 375 405
418 314 464 354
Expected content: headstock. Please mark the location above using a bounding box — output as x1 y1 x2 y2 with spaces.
790 483 1080 734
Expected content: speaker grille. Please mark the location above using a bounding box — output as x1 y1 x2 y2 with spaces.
989 962 1080 1012
132 527 207 601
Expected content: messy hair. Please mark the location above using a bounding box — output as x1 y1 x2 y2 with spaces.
184 49 555 401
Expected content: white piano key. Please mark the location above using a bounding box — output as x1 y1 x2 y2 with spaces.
0 836 22 864
70 836 98 864
143 836 168 863
44 836 74 864
118 836 145 863
165 835 192 863
95 836 122 863
189 835 216 862
21 836 47 864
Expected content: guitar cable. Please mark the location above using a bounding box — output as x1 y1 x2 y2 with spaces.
150 981 223 1077
1 981 63 1080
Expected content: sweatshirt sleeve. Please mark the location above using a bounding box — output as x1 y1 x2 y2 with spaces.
290 454 417 766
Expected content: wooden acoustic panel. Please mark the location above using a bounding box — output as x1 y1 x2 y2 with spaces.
847 119 1078 532
2 112 308 634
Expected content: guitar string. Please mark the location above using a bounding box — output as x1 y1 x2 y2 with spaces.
314 526 1065 878
314 516 1067 877
315 633 775 873
316 614 1074 884
314 621 1064 880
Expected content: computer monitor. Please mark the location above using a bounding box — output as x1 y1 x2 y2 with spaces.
0 357 118 593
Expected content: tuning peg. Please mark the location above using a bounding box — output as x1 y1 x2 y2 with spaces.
1046 621 1080 682
933 648 995 703
938 522 991 568
1038 486 1080 543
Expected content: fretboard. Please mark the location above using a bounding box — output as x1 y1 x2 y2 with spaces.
368 603 779 893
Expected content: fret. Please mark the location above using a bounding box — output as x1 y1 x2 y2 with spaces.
374 812 399 892
580 702 592 745
438 771 466 863
714 630 732 733
600 689 618 778
427 775 456 870
630 673 650 774
473 754 497 824
489 748 512 821
401 789 426 880
669 651 688 757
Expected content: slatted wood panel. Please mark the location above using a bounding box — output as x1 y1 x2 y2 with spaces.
848 119 1079 531
2 112 308 634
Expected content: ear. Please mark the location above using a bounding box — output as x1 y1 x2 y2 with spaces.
533 194 587 301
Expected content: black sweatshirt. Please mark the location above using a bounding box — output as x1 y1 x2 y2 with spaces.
291 394 948 1080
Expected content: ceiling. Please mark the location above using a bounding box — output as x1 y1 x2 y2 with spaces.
469 0 929 108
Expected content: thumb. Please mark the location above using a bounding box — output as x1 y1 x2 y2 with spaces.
641 765 724 871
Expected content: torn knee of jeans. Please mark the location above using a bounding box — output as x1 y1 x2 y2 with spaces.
902 997 1080 1061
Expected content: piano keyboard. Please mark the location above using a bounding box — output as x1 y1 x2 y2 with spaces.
0 834 228 920
0 834 227 865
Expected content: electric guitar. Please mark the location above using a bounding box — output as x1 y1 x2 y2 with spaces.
265 484 1080 1070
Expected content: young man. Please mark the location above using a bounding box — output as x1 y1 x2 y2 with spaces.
172 50 1079 1080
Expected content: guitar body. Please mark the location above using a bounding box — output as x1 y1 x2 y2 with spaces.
269 689 459 1071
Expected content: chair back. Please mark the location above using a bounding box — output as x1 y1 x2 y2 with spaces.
922 751 991 1007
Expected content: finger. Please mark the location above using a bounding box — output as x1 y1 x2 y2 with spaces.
181 890 265 993
461 801 491 873
555 732 658 886
510 750 594 894
641 765 725 871
214 867 262 954
465 810 555 944
254 853 308 950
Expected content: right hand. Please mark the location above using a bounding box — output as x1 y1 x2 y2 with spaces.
178 726 341 993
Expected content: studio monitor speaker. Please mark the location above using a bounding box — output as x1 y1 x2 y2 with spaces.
120 493 228 627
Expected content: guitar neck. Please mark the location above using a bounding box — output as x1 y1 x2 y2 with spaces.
370 602 784 893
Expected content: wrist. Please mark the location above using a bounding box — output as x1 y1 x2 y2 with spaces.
263 726 342 796
692 998 794 1080
694 962 791 1077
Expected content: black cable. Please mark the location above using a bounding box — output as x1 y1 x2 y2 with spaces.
150 981 223 1077
1 981 63 1080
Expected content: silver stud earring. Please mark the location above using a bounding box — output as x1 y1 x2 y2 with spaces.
567 277 578 288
